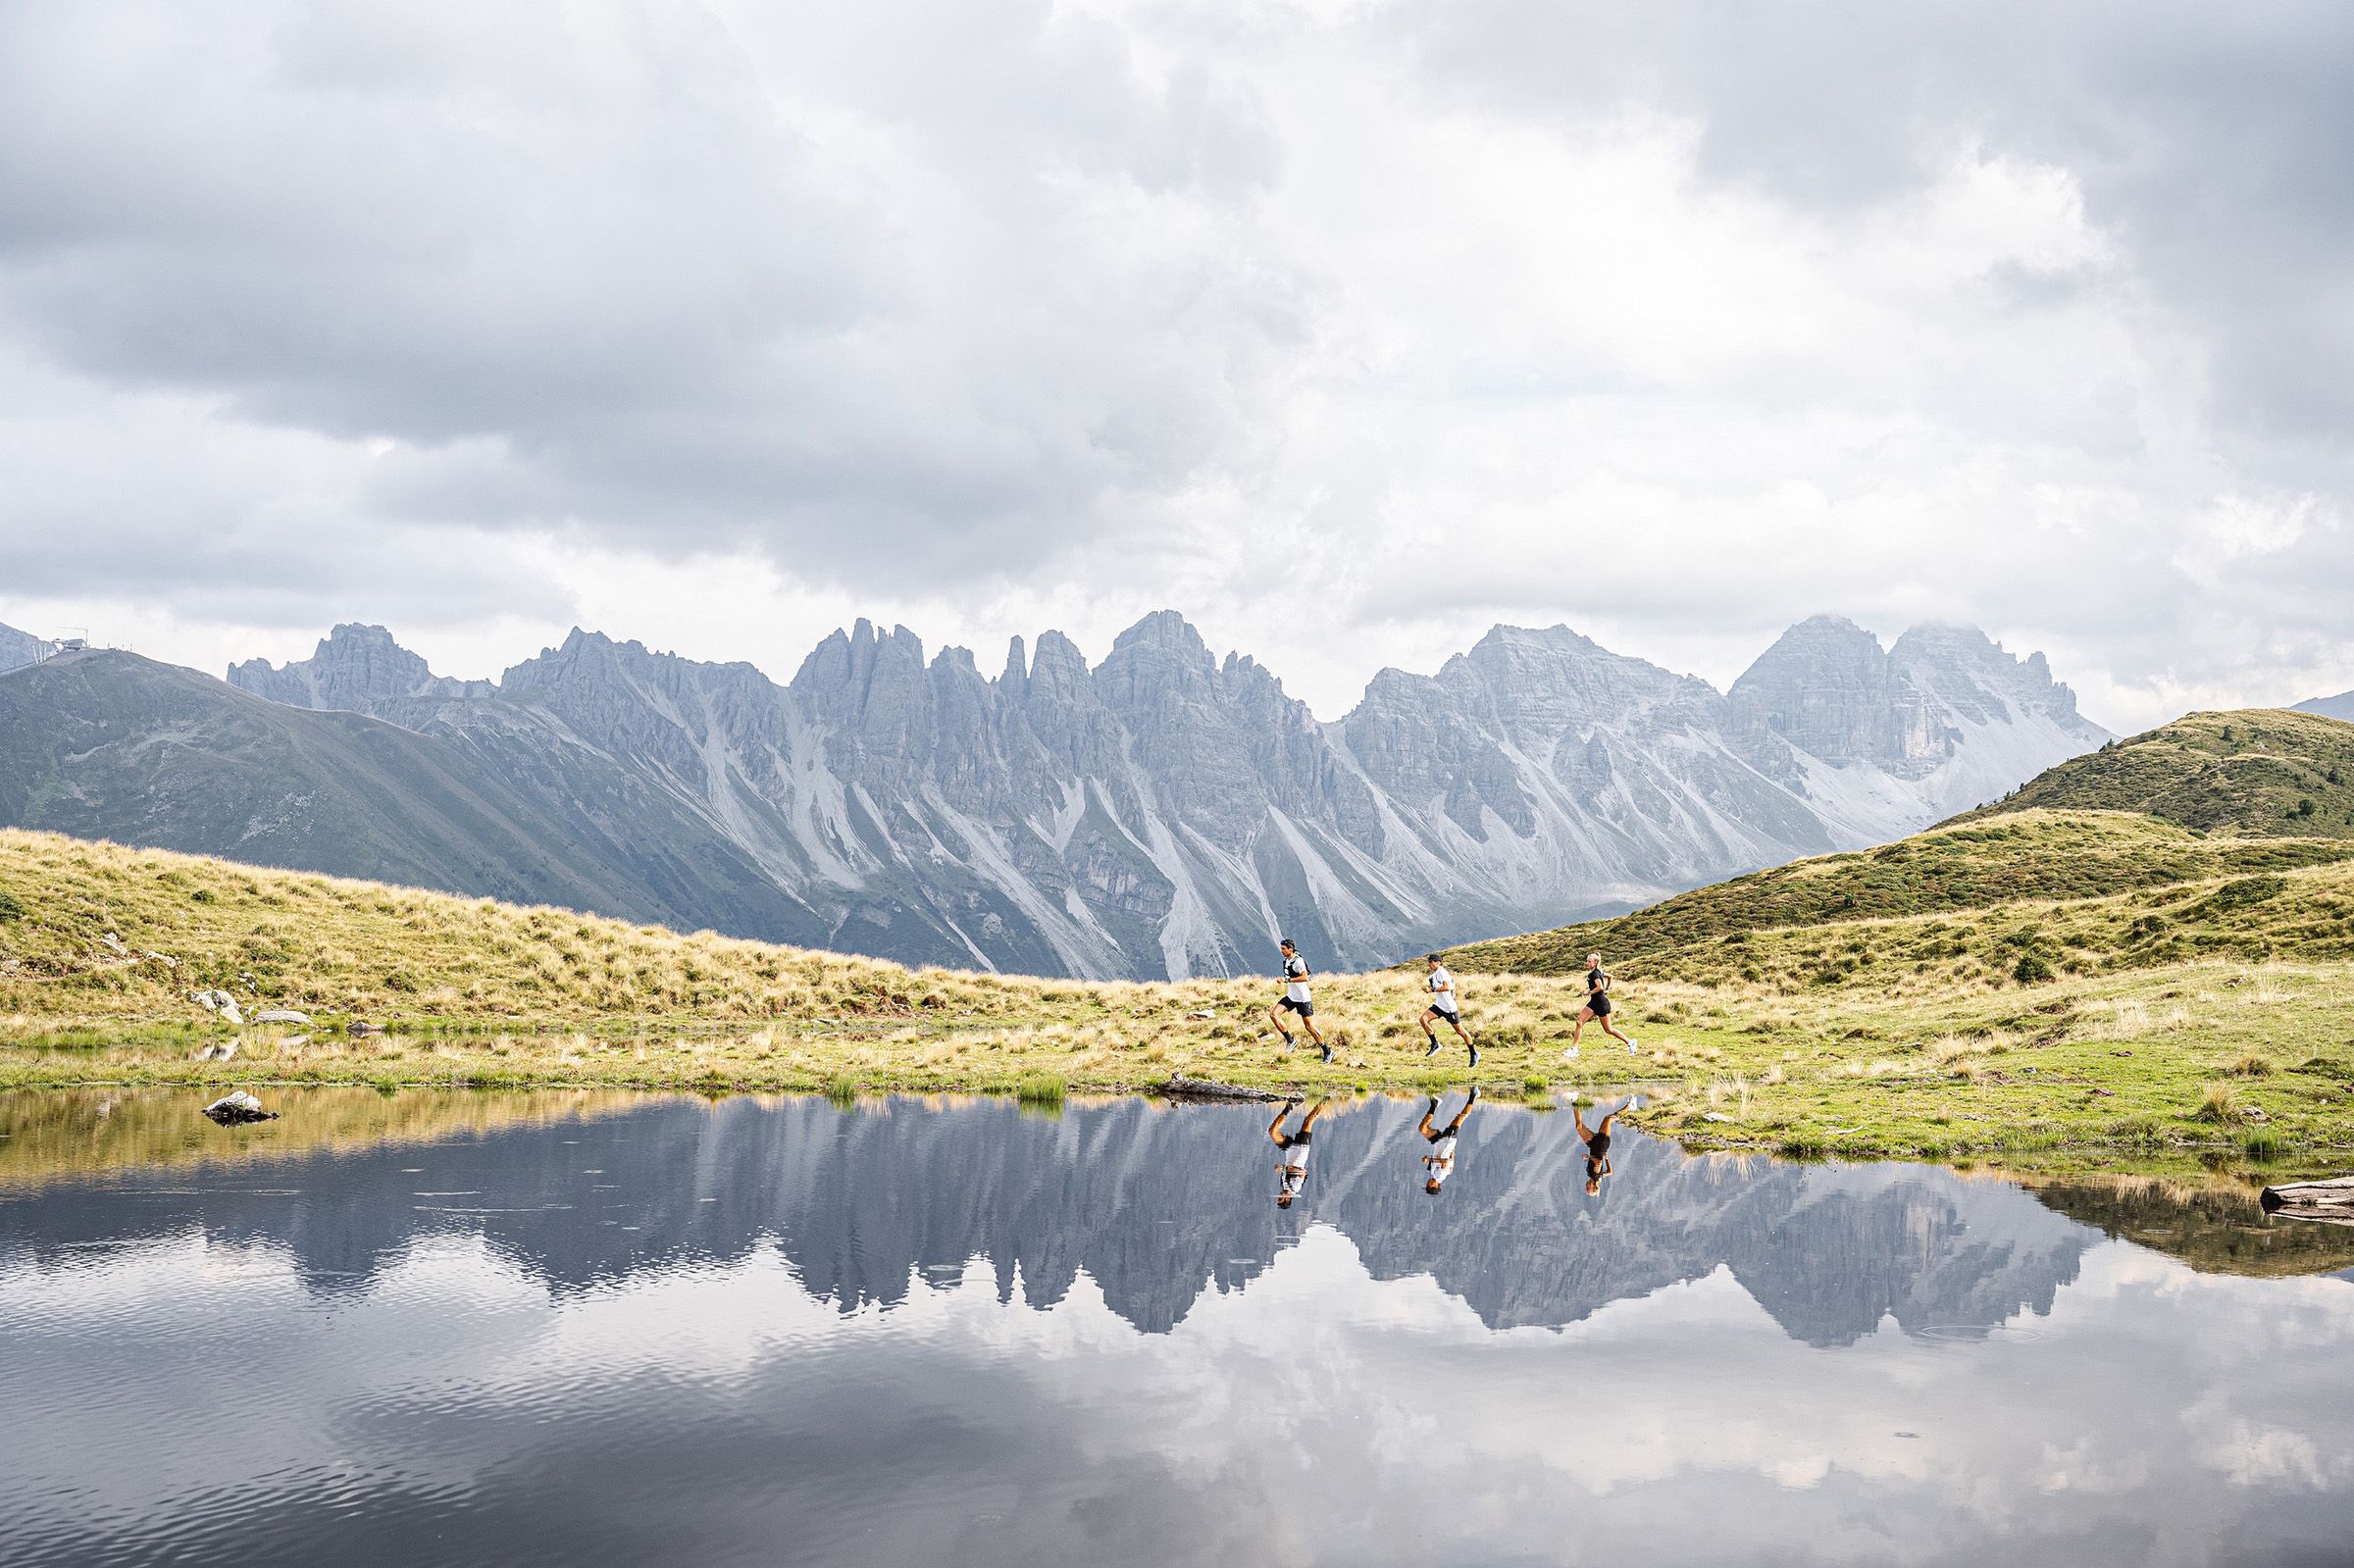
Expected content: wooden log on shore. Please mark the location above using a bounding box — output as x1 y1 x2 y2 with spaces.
2260 1175 2354 1212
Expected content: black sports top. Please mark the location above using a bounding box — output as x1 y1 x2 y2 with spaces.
1587 966 1610 996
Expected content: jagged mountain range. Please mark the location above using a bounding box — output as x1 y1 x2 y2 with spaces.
0 611 2106 978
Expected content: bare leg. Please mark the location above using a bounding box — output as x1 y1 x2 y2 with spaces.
1269 1105 1292 1143
1301 1013 1326 1048
1268 1003 1294 1044
1418 1096 1440 1139
1600 1015 1634 1046
1300 1097 1331 1133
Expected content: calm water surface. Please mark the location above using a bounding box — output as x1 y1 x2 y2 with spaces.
4 1088 2352 1567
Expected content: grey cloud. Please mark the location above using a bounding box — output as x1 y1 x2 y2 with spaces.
1397 0 2354 446
0 0 1299 588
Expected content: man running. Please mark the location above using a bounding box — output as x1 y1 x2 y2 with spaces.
1563 950 1638 1058
1268 936 1331 1063
1270 1095 1331 1208
1574 1094 1637 1196
1420 953 1479 1068
1418 1087 1478 1194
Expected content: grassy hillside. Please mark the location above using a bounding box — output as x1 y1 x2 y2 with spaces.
1965 709 2354 835
1445 810 2354 999
7 829 2354 1168
0 826 1087 1030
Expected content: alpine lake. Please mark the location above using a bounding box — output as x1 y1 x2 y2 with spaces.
4 1087 2352 1567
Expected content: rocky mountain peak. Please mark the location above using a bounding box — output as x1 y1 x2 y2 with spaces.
1890 622 2084 725
229 624 489 715
1725 616 1917 768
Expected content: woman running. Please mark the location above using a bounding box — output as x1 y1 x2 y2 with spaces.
1574 1095 1635 1196
1563 950 1638 1058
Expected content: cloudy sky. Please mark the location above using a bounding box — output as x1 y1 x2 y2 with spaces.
3 0 2349 729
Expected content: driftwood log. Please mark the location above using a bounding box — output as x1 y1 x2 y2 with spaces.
2261 1176 2354 1226
1161 1076 1285 1103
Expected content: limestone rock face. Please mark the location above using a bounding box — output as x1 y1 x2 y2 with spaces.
229 624 492 724
203 610 2111 979
0 621 54 676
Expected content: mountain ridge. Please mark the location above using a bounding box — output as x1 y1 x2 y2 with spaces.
7 610 2107 979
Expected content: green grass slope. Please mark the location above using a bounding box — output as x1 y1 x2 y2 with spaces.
1446 809 2354 979
1965 709 2354 835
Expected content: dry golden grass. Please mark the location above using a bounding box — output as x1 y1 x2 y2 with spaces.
6 829 2354 1165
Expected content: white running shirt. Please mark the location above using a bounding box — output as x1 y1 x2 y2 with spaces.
1427 965 1457 1011
1284 954 1311 1004
1425 1134 1458 1167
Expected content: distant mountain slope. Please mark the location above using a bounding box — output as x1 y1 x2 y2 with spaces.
0 650 830 943
2294 689 2354 723
1 611 2107 980
0 622 53 676
1959 710 2354 836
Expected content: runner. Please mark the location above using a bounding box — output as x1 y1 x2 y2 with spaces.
1418 1087 1478 1194
1574 1094 1636 1196
1420 953 1479 1068
1268 936 1331 1064
1562 950 1638 1058
1269 1095 1331 1208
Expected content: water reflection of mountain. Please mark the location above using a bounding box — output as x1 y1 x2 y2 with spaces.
0 1095 2108 1346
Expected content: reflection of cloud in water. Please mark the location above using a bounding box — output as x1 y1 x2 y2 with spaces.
6 1208 2353 1567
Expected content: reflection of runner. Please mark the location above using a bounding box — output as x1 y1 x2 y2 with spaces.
1268 937 1331 1064
1418 1087 1478 1194
1563 951 1638 1058
1270 1095 1331 1208
1420 954 1478 1068
1574 1095 1636 1195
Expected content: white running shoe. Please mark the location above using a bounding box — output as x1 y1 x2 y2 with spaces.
1561 1045 1580 1060
1626 1037 1640 1053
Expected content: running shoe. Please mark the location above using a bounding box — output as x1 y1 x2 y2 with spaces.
1561 1045 1580 1060
1320 1042 1333 1064
1627 1037 1640 1053
1468 1045 1481 1068
1423 1037 1441 1057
